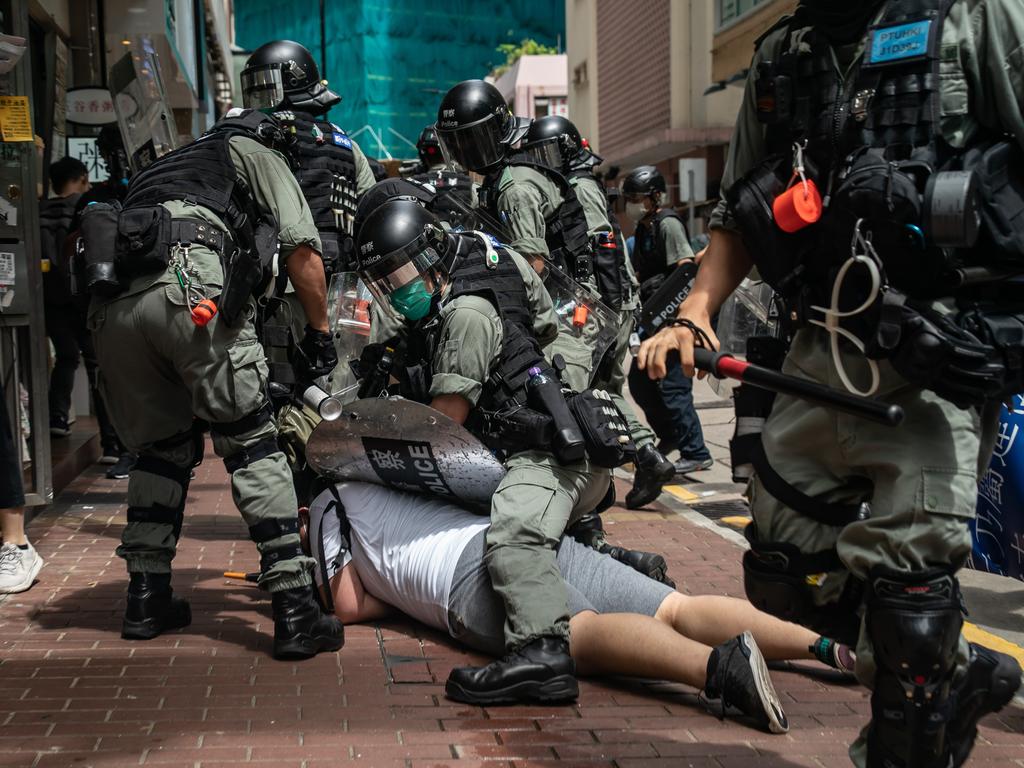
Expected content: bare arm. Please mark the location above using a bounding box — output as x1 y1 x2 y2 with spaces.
636 228 753 380
329 563 393 624
286 244 329 332
430 394 471 425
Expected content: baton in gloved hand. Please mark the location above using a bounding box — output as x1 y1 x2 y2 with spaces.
693 347 904 427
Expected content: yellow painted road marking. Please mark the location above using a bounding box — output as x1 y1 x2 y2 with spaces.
664 485 700 503
963 621 1024 670
721 515 752 529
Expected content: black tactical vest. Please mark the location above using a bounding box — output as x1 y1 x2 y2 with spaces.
118 110 277 274
569 169 631 310
632 209 687 291
729 0 988 301
412 168 474 228
274 110 359 273
479 155 592 281
423 234 546 419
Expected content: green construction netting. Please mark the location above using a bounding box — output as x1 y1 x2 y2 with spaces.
234 0 564 159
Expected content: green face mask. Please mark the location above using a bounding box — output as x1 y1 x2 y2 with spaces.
389 278 433 321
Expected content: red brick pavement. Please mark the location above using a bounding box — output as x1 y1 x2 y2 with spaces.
1 454 1022 768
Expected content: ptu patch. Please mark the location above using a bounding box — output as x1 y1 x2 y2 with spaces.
868 19 932 65
332 132 352 148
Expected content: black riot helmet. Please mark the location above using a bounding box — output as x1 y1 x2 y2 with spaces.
355 199 453 321
353 177 438 238
241 40 340 114
416 126 443 168
435 80 530 173
521 115 582 172
622 165 667 202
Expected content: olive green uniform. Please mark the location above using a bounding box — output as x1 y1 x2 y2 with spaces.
91 136 321 591
712 3 1024 763
367 247 610 649
430 248 610 649
568 173 655 448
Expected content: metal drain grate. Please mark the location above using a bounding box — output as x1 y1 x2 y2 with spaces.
689 498 750 520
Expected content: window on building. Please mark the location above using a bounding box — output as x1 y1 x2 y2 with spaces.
717 0 771 28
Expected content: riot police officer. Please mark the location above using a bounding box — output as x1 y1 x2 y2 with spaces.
355 199 617 705
624 165 712 476
520 115 674 509
404 125 476 229
637 1 1024 765
89 109 344 660
435 80 592 286
241 40 376 277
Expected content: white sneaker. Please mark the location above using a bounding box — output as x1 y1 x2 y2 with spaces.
0 541 43 594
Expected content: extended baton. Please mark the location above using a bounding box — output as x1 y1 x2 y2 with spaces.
693 348 904 427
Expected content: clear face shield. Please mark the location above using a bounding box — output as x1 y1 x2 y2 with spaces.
358 225 448 321
521 137 566 171
436 114 505 173
241 64 285 111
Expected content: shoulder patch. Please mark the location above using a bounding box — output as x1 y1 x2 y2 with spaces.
333 132 352 149
866 19 932 65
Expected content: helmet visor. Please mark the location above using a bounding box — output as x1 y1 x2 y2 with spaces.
241 65 285 111
436 115 504 172
359 227 446 303
522 139 564 171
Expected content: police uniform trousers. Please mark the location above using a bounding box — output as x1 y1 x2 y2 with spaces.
90 274 315 591
748 329 999 763
485 451 610 649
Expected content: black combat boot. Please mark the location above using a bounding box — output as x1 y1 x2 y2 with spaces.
950 643 1022 767
703 631 789 734
446 636 578 705
625 443 675 509
271 584 345 660
121 572 192 640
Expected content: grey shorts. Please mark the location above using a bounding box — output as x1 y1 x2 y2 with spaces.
447 531 674 656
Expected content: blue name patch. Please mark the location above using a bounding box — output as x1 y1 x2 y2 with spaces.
333 132 351 148
868 19 931 64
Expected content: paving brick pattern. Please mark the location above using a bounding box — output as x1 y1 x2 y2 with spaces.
2 455 1022 767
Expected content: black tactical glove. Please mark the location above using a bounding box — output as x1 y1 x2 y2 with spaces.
293 325 338 385
872 304 1004 409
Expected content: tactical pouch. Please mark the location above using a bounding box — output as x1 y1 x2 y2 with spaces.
963 141 1024 262
468 405 553 457
726 153 807 291
74 201 124 298
115 204 172 278
567 389 635 468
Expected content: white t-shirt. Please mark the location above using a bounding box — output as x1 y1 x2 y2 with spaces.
307 482 488 632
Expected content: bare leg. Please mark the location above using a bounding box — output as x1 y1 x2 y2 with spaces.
568 610 712 688
0 508 27 546
655 593 818 661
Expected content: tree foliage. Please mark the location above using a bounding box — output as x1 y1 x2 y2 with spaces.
491 38 560 77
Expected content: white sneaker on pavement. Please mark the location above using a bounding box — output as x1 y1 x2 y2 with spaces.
0 541 43 594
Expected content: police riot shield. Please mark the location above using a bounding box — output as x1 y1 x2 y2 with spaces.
708 278 781 397
543 261 618 386
637 260 698 339
108 48 177 173
306 397 506 509
325 272 372 403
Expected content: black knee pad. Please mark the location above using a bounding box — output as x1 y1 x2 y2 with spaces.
742 535 863 645
127 452 193 540
866 566 963 768
222 436 281 474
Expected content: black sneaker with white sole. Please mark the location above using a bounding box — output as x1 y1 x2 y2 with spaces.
704 630 789 734
674 456 714 475
106 453 136 479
